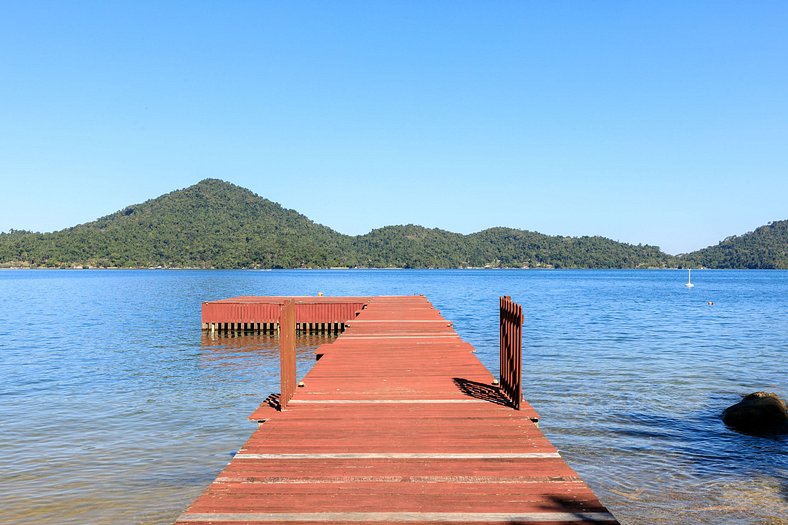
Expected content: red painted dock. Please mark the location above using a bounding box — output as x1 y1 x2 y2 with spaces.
178 296 618 525
202 296 369 333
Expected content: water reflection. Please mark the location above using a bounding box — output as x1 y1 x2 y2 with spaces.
199 332 337 381
200 331 337 350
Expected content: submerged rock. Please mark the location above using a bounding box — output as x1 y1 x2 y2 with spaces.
722 392 788 435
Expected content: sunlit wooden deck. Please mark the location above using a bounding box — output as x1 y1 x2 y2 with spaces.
177 296 617 525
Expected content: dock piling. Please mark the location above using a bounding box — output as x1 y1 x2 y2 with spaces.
278 300 296 411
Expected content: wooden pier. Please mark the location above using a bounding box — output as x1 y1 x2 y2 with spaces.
180 295 618 525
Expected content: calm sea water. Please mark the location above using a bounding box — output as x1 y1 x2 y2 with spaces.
0 269 785 524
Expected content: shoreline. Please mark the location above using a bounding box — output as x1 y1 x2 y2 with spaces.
1 266 750 271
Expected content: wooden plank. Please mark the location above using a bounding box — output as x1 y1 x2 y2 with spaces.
179 512 617 525
178 512 618 523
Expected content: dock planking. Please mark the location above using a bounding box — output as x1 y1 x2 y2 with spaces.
178 296 618 525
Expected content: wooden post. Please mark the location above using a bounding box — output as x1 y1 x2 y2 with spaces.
279 300 297 410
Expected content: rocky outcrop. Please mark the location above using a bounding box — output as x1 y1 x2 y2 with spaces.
722 392 788 435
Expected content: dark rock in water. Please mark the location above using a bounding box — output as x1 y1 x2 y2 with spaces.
722 392 788 435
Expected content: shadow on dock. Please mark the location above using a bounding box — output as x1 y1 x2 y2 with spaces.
453 377 511 407
260 393 281 411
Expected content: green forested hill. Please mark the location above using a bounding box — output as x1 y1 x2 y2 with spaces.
466 228 670 269
0 179 783 269
348 225 670 268
352 225 469 268
681 220 788 269
0 179 351 268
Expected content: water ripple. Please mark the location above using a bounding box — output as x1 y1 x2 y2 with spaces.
0 269 785 524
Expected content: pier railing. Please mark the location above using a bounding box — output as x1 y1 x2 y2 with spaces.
201 296 367 333
499 296 524 410
279 300 297 410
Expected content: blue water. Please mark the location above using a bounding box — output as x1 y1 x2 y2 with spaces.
0 269 785 524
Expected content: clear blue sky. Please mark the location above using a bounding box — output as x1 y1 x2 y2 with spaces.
1 1 786 254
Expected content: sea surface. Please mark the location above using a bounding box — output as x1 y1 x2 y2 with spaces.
0 269 786 525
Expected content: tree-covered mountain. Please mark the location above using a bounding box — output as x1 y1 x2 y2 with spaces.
0 179 351 268
352 225 469 268
468 228 671 269
681 220 788 269
347 225 671 269
0 179 783 269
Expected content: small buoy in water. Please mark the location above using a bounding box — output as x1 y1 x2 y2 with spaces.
707 301 714 306
492 379 500 386
298 381 305 388
317 291 324 296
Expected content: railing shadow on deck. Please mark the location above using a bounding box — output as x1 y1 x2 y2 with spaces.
540 493 618 524
261 393 282 411
502 493 617 524
453 377 511 407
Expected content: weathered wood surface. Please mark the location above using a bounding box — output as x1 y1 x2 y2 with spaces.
177 296 618 525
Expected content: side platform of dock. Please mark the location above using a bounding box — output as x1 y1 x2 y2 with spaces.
179 295 618 525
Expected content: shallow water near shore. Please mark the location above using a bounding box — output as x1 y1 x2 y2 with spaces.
0 269 786 524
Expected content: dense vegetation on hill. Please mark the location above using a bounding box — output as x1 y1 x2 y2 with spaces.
0 179 784 269
681 220 788 269
349 225 671 268
467 228 670 269
0 180 351 268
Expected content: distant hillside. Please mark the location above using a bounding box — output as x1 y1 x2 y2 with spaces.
0 179 351 268
681 220 788 269
352 225 469 268
467 228 670 269
0 179 782 269
347 225 670 268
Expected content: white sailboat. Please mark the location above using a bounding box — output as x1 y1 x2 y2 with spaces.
685 268 694 288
